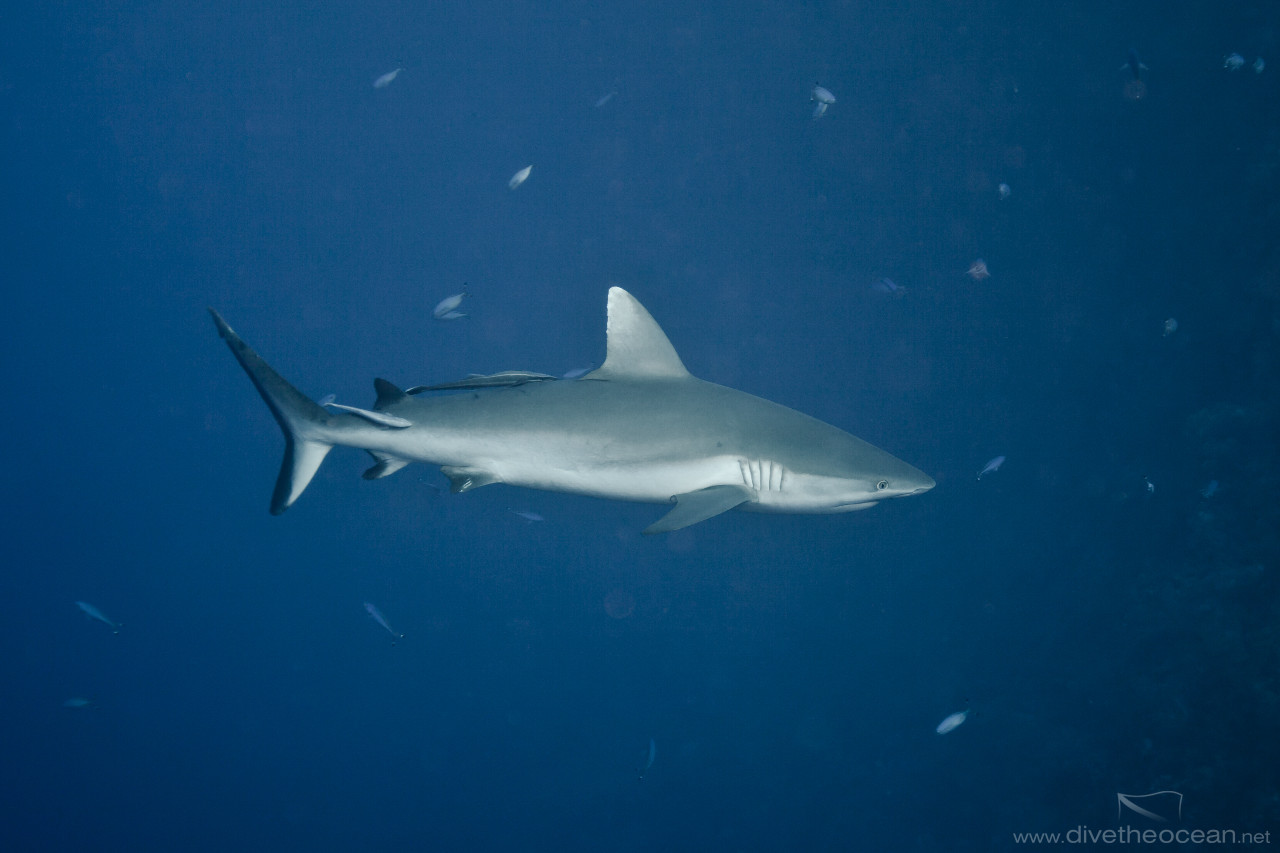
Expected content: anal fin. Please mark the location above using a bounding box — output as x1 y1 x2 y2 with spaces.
363 452 412 480
441 465 502 493
643 484 755 535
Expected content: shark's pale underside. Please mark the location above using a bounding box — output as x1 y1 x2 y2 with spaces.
210 287 934 533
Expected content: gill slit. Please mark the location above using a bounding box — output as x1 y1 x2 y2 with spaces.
739 458 786 493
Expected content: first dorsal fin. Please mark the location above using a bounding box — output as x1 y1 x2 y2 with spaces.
374 378 407 409
585 287 690 381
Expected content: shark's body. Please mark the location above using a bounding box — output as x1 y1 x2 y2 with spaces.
211 287 933 533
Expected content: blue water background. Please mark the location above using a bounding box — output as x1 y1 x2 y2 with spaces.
3 1 1278 849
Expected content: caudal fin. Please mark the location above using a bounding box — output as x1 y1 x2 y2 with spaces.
209 309 334 514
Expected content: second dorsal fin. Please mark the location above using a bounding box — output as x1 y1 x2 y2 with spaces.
374 378 408 409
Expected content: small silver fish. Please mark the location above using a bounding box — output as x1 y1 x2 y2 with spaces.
1163 318 1178 336
977 455 1005 480
810 84 835 119
594 90 617 108
364 601 404 644
509 165 533 190
638 737 656 779
871 277 901 294
76 600 120 634
63 697 95 709
1254 57 1265 74
967 259 990 280
1224 53 1245 71
510 509 545 523
997 183 1011 199
936 710 969 734
433 291 467 320
373 68 402 88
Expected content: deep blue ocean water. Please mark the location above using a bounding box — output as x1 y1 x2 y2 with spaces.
3 1 1278 850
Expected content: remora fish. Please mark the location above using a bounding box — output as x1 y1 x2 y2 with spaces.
406 371 557 394
209 288 934 534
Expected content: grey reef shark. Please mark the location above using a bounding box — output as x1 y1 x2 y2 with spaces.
210 287 934 534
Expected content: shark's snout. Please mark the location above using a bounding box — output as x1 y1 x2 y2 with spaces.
891 468 935 498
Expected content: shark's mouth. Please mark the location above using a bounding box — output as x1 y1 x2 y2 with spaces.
831 501 879 511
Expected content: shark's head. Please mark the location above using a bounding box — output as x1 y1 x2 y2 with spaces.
747 425 935 514
825 447 936 511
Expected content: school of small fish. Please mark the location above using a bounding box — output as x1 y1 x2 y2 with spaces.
67 602 118 707
60 52 1253 749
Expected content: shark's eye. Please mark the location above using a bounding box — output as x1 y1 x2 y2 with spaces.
876 480 889 491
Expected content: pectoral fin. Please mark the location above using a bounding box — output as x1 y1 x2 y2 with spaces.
643 484 755 535
441 466 502 493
